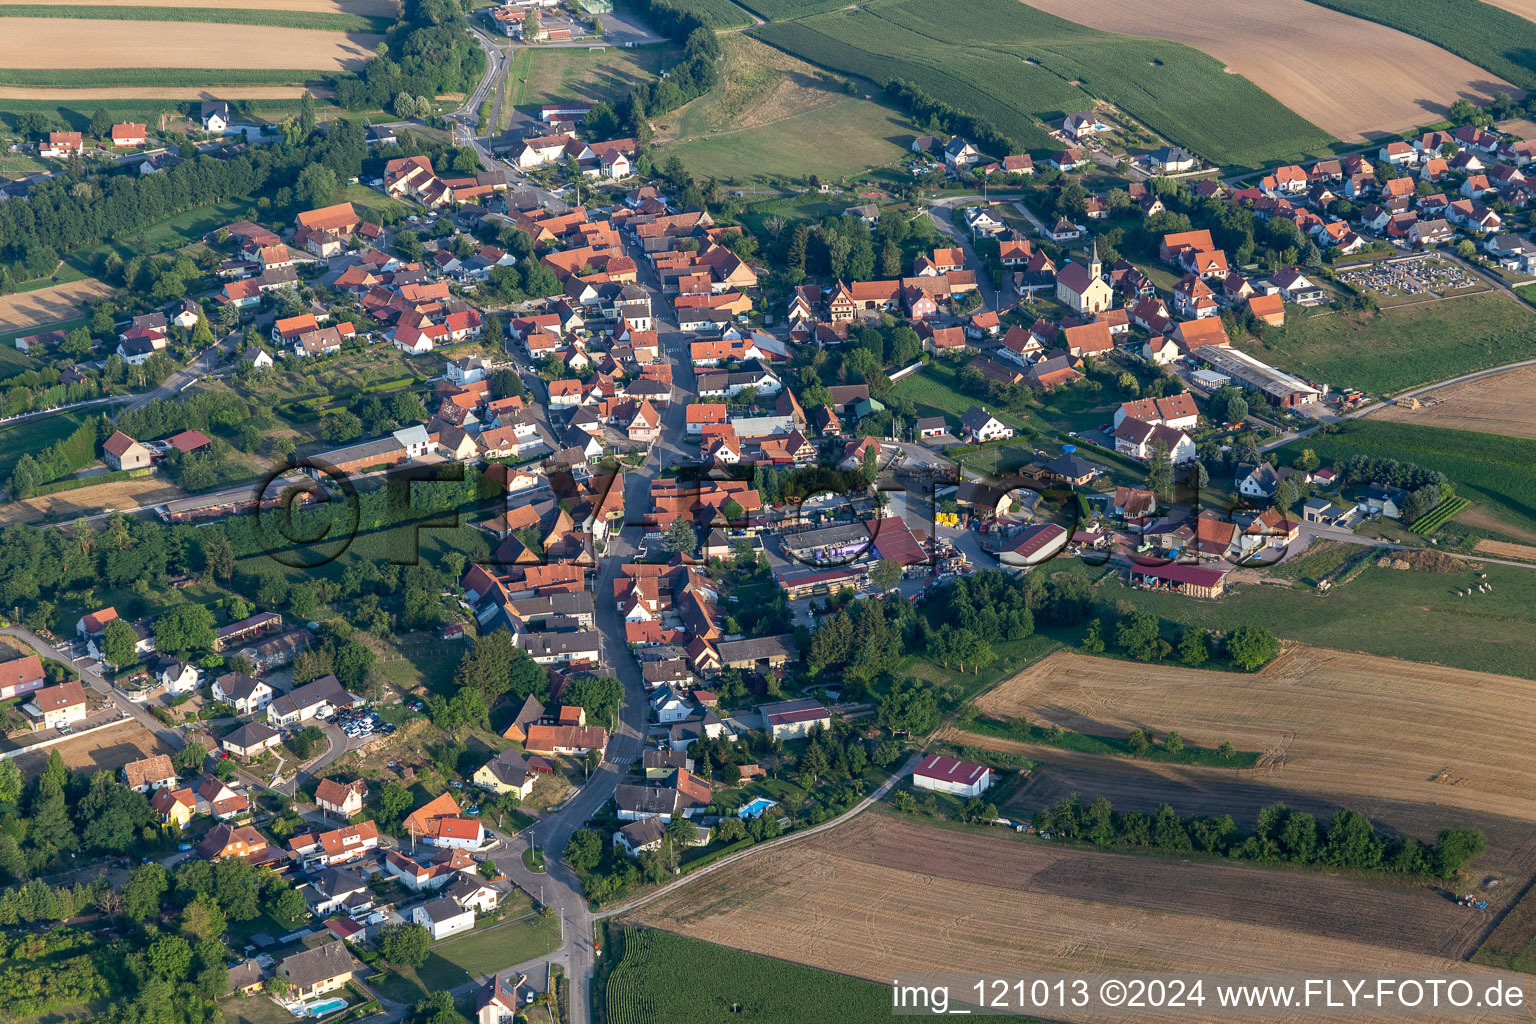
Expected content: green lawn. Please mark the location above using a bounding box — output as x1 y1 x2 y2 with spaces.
341 183 414 222
0 412 86 480
753 0 1337 166
506 43 680 110
1276 419 1536 541
68 198 265 271
601 927 1037 1023
1248 292 1536 395
377 908 560 1003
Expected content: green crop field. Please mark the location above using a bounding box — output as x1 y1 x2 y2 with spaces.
0 68 325 88
1249 292 1536 395
752 0 1338 166
733 0 849 20
604 928 914 1024
1276 419 1536 542
672 0 756 28
0 4 391 32
1301 0 1536 92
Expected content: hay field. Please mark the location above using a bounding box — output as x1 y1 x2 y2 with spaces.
629 815 1490 1023
1475 538 1536 561
1022 0 1513 141
0 0 395 10
0 278 113 334
973 647 1536 823
0 476 186 525
1374 364 1536 440
0 19 381 70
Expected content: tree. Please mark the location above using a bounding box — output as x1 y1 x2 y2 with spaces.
296 164 339 211
870 558 901 593
179 894 226 941
662 519 697 557
557 675 623 728
172 742 208 777
1117 610 1169 662
1227 625 1281 670
1218 740 1236 761
268 885 307 925
876 680 940 735
377 780 413 827
89 107 113 137
0 760 22 805
1294 448 1320 473
153 602 216 654
1164 730 1184 755
378 923 431 968
123 862 169 921
1080 618 1105 654
100 617 141 668
1147 439 1172 500
564 828 603 871
1178 628 1209 668
665 813 696 850
410 991 467 1024
299 89 317 134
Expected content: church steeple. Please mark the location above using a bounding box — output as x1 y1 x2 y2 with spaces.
1089 238 1101 278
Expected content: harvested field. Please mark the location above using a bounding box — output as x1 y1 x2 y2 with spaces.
0 476 185 525
629 815 1493 1022
0 85 312 99
967 737 1536 898
0 0 396 10
1022 0 1514 141
972 646 1536 824
0 19 381 70
1374 364 1536 440
0 277 112 334
10 720 169 776
1475 538 1536 561
1455 503 1536 545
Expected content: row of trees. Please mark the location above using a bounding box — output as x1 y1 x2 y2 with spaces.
1033 794 1485 879
1086 610 1280 671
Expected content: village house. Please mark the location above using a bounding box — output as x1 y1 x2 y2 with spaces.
221 721 281 759
23 681 87 732
315 778 368 818
277 943 358 1001
122 754 177 794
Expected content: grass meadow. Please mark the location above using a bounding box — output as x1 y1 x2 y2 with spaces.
1249 292 1536 395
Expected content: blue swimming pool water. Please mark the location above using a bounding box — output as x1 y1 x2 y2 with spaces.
305 997 348 1017
738 797 778 819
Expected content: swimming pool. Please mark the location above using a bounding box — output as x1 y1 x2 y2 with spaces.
737 797 778 819
303 997 348 1018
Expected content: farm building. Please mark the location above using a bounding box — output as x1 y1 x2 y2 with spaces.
1128 562 1228 599
913 754 993 797
759 699 831 740
1189 346 1320 408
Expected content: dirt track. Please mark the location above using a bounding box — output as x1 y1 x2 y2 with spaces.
1374 364 1536 440
972 646 1536 824
630 815 1498 1023
0 19 382 70
1022 0 1518 141
0 279 113 335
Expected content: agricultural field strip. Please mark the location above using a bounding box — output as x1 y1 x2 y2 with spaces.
1299 0 1536 92
630 815 1494 1024
0 20 383 70
971 646 1536 824
753 0 1337 167
1373 364 1536 441
1021 0 1511 141
0 68 333 88
0 4 390 31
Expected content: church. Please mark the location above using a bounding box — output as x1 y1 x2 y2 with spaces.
1054 241 1114 314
